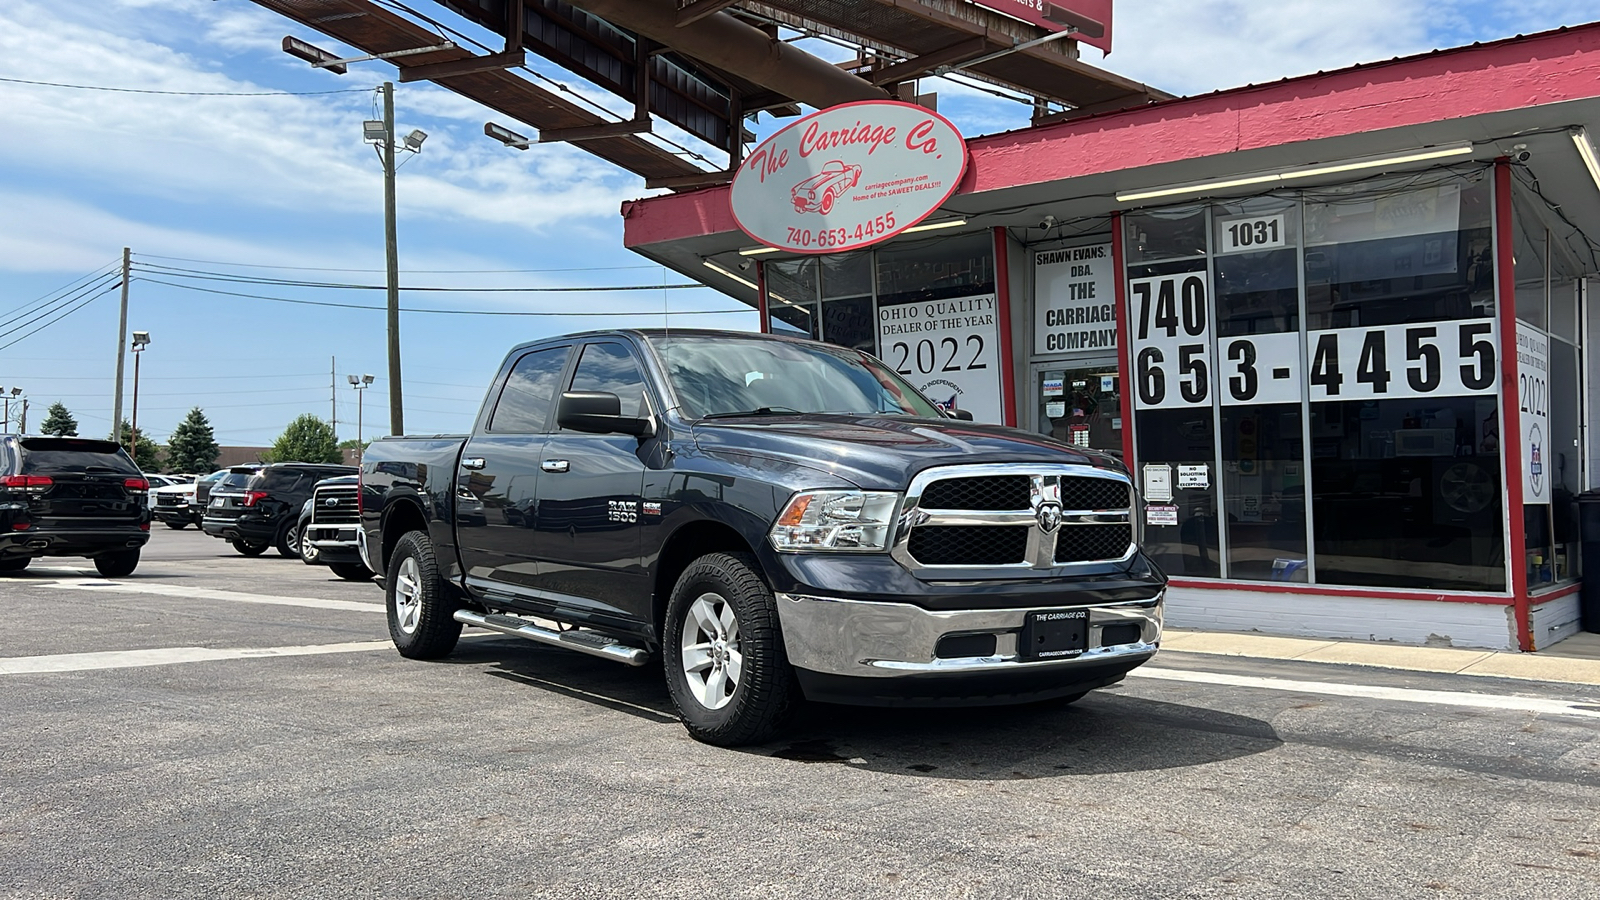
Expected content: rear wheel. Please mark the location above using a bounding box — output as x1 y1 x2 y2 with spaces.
663 551 797 747
276 522 302 559
0 557 31 573
94 549 139 578
385 531 461 659
231 539 267 557
329 561 372 582
164 521 188 530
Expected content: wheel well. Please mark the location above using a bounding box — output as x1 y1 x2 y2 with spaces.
654 521 755 635
380 498 428 574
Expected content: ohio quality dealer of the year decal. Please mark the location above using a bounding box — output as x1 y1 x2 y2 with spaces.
729 100 968 254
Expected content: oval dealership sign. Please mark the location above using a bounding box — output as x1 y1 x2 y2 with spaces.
729 100 968 254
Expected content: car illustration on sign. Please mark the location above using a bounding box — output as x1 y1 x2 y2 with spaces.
791 160 861 214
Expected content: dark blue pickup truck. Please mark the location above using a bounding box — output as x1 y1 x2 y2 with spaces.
359 329 1165 746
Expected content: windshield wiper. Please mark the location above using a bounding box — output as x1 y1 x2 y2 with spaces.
700 406 805 419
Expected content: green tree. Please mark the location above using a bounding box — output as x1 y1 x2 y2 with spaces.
107 420 162 471
165 407 220 474
40 402 78 436
265 414 340 464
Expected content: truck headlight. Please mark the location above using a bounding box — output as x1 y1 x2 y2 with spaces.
770 490 899 552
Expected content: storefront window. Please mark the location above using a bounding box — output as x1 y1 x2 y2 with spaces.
818 253 876 352
765 258 819 338
875 233 994 306
1036 367 1122 454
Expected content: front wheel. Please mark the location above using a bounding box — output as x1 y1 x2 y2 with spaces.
95 549 140 578
276 522 302 559
231 539 267 557
329 561 373 582
299 529 320 564
385 531 461 659
663 551 797 747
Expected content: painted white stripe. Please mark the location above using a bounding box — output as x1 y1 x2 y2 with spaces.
1130 666 1600 719
0 641 392 674
39 578 383 613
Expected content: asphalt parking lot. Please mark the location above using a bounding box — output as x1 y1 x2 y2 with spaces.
3 527 1600 898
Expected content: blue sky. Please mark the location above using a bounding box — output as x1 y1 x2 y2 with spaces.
0 0 1595 450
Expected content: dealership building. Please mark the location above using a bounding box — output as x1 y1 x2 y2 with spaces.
622 24 1600 651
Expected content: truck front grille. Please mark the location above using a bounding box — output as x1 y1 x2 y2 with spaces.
893 465 1135 577
311 486 359 525
155 493 187 508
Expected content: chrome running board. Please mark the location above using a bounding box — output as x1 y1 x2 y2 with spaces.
454 609 651 667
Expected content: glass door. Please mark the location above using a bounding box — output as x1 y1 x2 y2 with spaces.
1033 361 1124 457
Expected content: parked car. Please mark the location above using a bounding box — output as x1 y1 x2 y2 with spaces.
157 469 227 529
201 463 354 558
297 474 373 580
360 330 1163 746
0 435 151 576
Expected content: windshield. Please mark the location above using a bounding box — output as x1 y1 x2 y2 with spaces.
217 471 256 491
648 335 943 420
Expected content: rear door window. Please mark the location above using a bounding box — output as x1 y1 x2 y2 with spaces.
489 346 571 433
18 438 139 475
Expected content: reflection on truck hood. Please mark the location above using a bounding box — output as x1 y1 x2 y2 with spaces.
689 415 1113 491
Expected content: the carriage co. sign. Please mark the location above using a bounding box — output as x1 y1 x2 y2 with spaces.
729 100 967 255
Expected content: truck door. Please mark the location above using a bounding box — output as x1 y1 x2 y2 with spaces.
530 340 653 621
456 344 572 596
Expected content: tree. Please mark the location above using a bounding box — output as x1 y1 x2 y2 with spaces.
40 402 78 436
265 414 340 464
165 407 220 474
108 420 161 471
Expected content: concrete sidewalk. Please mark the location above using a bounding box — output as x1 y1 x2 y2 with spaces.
1161 628 1600 687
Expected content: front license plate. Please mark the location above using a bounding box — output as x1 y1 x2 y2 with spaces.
1023 609 1089 659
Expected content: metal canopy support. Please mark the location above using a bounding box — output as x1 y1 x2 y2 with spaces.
677 0 741 27
398 50 526 82
504 0 524 52
644 170 733 190
540 119 652 143
869 36 988 87
941 28 1078 75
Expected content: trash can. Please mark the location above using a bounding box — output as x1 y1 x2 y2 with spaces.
1582 490 1600 633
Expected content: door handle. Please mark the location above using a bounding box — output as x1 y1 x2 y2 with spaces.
461 457 486 470
541 459 570 473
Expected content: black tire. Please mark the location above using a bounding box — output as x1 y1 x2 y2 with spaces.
164 521 188 530
385 530 461 659
300 530 320 564
663 551 797 747
0 557 30 573
231 539 267 557
276 522 302 559
95 549 140 578
329 561 373 582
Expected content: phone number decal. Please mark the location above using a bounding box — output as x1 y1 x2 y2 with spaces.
785 213 897 250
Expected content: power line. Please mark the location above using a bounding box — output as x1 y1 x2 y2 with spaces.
0 260 118 321
0 281 122 352
136 277 753 316
131 262 705 292
0 274 121 341
133 252 661 274
0 76 375 97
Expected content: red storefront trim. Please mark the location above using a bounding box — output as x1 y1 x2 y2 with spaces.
1494 160 1532 650
1111 212 1135 465
1530 582 1582 605
992 226 1018 427
1167 577 1514 606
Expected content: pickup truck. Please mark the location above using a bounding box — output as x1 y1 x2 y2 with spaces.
359 329 1165 746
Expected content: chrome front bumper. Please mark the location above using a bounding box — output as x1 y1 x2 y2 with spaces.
775 591 1162 679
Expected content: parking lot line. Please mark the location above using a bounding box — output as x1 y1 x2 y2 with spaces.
0 641 393 674
38 578 384 613
1128 666 1600 719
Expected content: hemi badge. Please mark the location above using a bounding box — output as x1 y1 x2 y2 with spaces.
642 502 663 516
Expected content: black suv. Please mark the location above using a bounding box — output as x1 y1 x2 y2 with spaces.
0 435 151 577
202 463 355 557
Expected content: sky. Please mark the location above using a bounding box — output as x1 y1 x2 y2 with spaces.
0 0 1596 450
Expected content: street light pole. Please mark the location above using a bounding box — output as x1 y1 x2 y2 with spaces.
381 81 404 438
348 374 375 463
129 331 150 463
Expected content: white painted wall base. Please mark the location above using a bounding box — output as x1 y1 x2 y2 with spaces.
1164 586 1519 650
1531 592 1583 650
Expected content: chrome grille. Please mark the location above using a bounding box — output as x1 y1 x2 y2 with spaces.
310 485 359 525
892 464 1135 578
155 493 188 508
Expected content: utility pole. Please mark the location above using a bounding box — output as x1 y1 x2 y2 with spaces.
381 81 404 437
113 247 130 443
330 355 338 441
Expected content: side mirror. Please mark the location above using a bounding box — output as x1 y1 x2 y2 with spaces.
557 391 654 437
946 407 975 421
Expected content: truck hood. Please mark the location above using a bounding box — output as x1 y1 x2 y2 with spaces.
689 415 1119 490
152 483 196 497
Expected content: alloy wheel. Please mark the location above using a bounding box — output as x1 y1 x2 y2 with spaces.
393 555 422 635
679 591 742 711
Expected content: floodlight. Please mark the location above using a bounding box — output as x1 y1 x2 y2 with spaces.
362 374 375 385
484 121 532 150
281 36 348 75
347 374 361 385
402 129 428 152
363 120 387 144
131 331 150 349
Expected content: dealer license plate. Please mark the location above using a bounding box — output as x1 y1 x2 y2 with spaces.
1022 609 1089 659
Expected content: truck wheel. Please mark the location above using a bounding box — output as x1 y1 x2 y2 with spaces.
385 531 461 659
663 551 797 747
231 539 267 557
95 549 140 578
329 562 373 582
276 522 302 559
0 557 30 573
165 521 188 530
300 533 320 564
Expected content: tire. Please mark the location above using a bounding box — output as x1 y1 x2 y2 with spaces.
231 539 267 557
663 551 797 747
164 521 188 530
276 522 302 559
329 561 373 582
300 531 320 564
385 530 461 659
0 557 30 573
94 549 140 578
